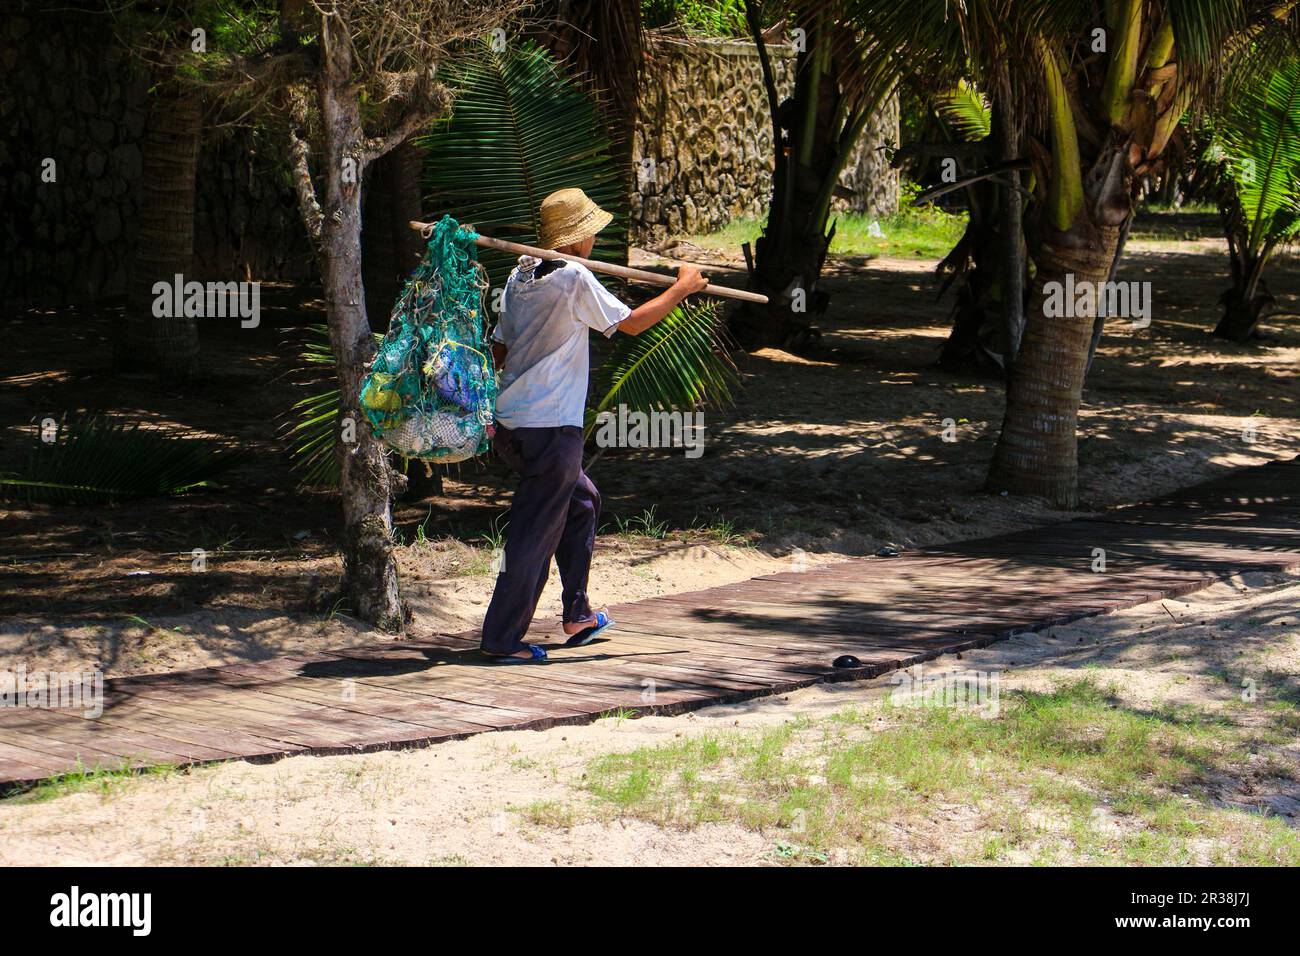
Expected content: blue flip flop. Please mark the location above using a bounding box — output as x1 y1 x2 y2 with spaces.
482 643 547 664
563 610 614 648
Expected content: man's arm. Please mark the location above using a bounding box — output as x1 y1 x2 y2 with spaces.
492 341 507 369
616 266 709 336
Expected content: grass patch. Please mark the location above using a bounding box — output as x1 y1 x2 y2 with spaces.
689 512 749 547
687 204 968 261
4 761 178 804
609 506 671 540
1128 203 1223 242
581 678 1300 865
515 799 581 829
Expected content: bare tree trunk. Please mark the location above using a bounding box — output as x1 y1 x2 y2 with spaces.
120 73 201 381
319 54 405 631
986 224 1121 507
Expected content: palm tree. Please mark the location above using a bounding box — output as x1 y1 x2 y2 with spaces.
830 0 1299 507
532 0 645 200
921 81 1032 375
1209 55 1300 340
729 0 900 349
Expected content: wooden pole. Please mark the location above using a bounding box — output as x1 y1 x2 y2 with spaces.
408 220 769 304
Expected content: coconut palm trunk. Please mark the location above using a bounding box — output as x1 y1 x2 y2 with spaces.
1214 251 1276 340
987 221 1122 505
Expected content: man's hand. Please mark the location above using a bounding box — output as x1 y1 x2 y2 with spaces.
673 265 709 297
619 265 711 336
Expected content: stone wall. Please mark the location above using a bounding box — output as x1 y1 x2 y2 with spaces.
631 37 900 243
0 12 149 306
0 10 312 309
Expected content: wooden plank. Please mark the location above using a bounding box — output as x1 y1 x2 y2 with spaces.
95 685 425 750
9 707 240 764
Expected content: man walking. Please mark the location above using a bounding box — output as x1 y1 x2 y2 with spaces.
482 188 708 662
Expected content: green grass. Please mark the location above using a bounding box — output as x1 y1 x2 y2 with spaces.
514 799 581 828
686 201 1229 260
609 506 672 540
577 678 1300 866
4 761 178 804
687 205 969 261
1128 203 1223 242
689 513 748 546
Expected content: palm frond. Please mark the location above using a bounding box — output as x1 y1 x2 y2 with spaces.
0 416 248 506
1212 54 1300 256
585 302 740 440
418 41 629 287
281 324 385 488
936 79 992 141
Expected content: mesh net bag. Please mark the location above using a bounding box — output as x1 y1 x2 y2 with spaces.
359 216 497 464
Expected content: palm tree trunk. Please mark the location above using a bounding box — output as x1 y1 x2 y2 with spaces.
986 223 1121 507
993 89 1025 368
733 219 833 350
1213 293 1264 341
730 33 837 350
1214 251 1274 342
120 73 201 381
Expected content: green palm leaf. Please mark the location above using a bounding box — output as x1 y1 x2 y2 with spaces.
585 302 740 441
936 79 992 142
0 416 248 506
282 324 386 488
1216 56 1300 254
281 324 341 487
1212 55 1300 257
418 41 629 287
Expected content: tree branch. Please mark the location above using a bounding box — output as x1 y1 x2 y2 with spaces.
287 94 324 245
361 102 443 167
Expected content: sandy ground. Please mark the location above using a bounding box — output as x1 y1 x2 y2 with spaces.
3 225 1298 678
3 568 1295 866
0 536 840 679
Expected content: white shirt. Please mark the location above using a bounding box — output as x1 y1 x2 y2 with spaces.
492 256 631 429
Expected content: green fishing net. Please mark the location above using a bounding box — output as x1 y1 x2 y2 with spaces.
360 215 497 464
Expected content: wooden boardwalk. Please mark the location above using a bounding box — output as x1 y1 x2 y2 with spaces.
1 457 1297 787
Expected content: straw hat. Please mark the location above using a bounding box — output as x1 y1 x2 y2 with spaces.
537 188 613 249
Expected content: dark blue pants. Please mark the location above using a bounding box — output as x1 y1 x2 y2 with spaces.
481 425 598 654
